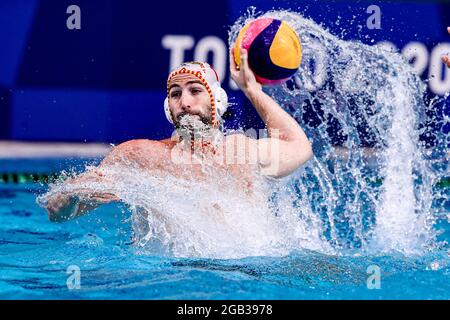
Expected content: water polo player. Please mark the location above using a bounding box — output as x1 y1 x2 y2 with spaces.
44 51 313 222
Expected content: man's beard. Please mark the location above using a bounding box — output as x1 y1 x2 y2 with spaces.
174 112 213 138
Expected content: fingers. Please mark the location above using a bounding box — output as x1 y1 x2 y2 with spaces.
229 47 238 76
443 55 450 68
229 47 236 68
92 192 120 202
46 194 70 220
240 48 252 78
240 48 248 69
229 46 250 73
48 194 70 211
440 27 450 68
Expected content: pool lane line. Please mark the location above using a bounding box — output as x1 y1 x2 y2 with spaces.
0 173 61 184
0 173 449 188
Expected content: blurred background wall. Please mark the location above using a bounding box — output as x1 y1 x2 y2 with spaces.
0 0 449 146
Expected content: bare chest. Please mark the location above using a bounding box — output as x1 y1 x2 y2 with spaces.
164 141 261 192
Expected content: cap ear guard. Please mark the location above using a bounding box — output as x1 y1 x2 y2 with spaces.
213 86 228 118
163 97 174 124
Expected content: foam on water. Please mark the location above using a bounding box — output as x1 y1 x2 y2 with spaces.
39 9 448 259
39 163 330 259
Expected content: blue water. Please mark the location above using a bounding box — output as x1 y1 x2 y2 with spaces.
2 8 449 299
1 158 449 299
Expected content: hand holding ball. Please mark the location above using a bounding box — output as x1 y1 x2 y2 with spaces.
233 18 302 86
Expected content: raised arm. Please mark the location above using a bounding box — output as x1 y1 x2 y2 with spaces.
230 48 313 178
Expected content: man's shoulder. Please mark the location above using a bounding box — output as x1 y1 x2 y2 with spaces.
102 138 174 166
111 138 175 158
115 138 174 150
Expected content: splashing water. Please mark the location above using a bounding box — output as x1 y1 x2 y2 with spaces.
39 163 330 259
176 114 211 134
229 9 449 255
39 10 449 259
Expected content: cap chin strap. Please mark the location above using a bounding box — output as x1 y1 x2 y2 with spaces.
164 84 228 128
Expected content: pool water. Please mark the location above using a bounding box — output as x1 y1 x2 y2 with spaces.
2 9 450 300
1 158 449 300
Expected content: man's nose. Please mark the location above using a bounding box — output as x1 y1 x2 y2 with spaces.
180 92 193 111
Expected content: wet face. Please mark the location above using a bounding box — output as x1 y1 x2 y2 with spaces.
168 74 213 129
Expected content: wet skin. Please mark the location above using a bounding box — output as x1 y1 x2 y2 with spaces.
46 48 313 222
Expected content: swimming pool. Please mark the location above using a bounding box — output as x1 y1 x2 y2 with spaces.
2 7 450 300
1 158 449 300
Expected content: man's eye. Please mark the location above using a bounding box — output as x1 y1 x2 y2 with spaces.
191 89 201 94
170 92 180 98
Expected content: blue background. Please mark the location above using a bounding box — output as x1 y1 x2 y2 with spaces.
0 0 449 144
